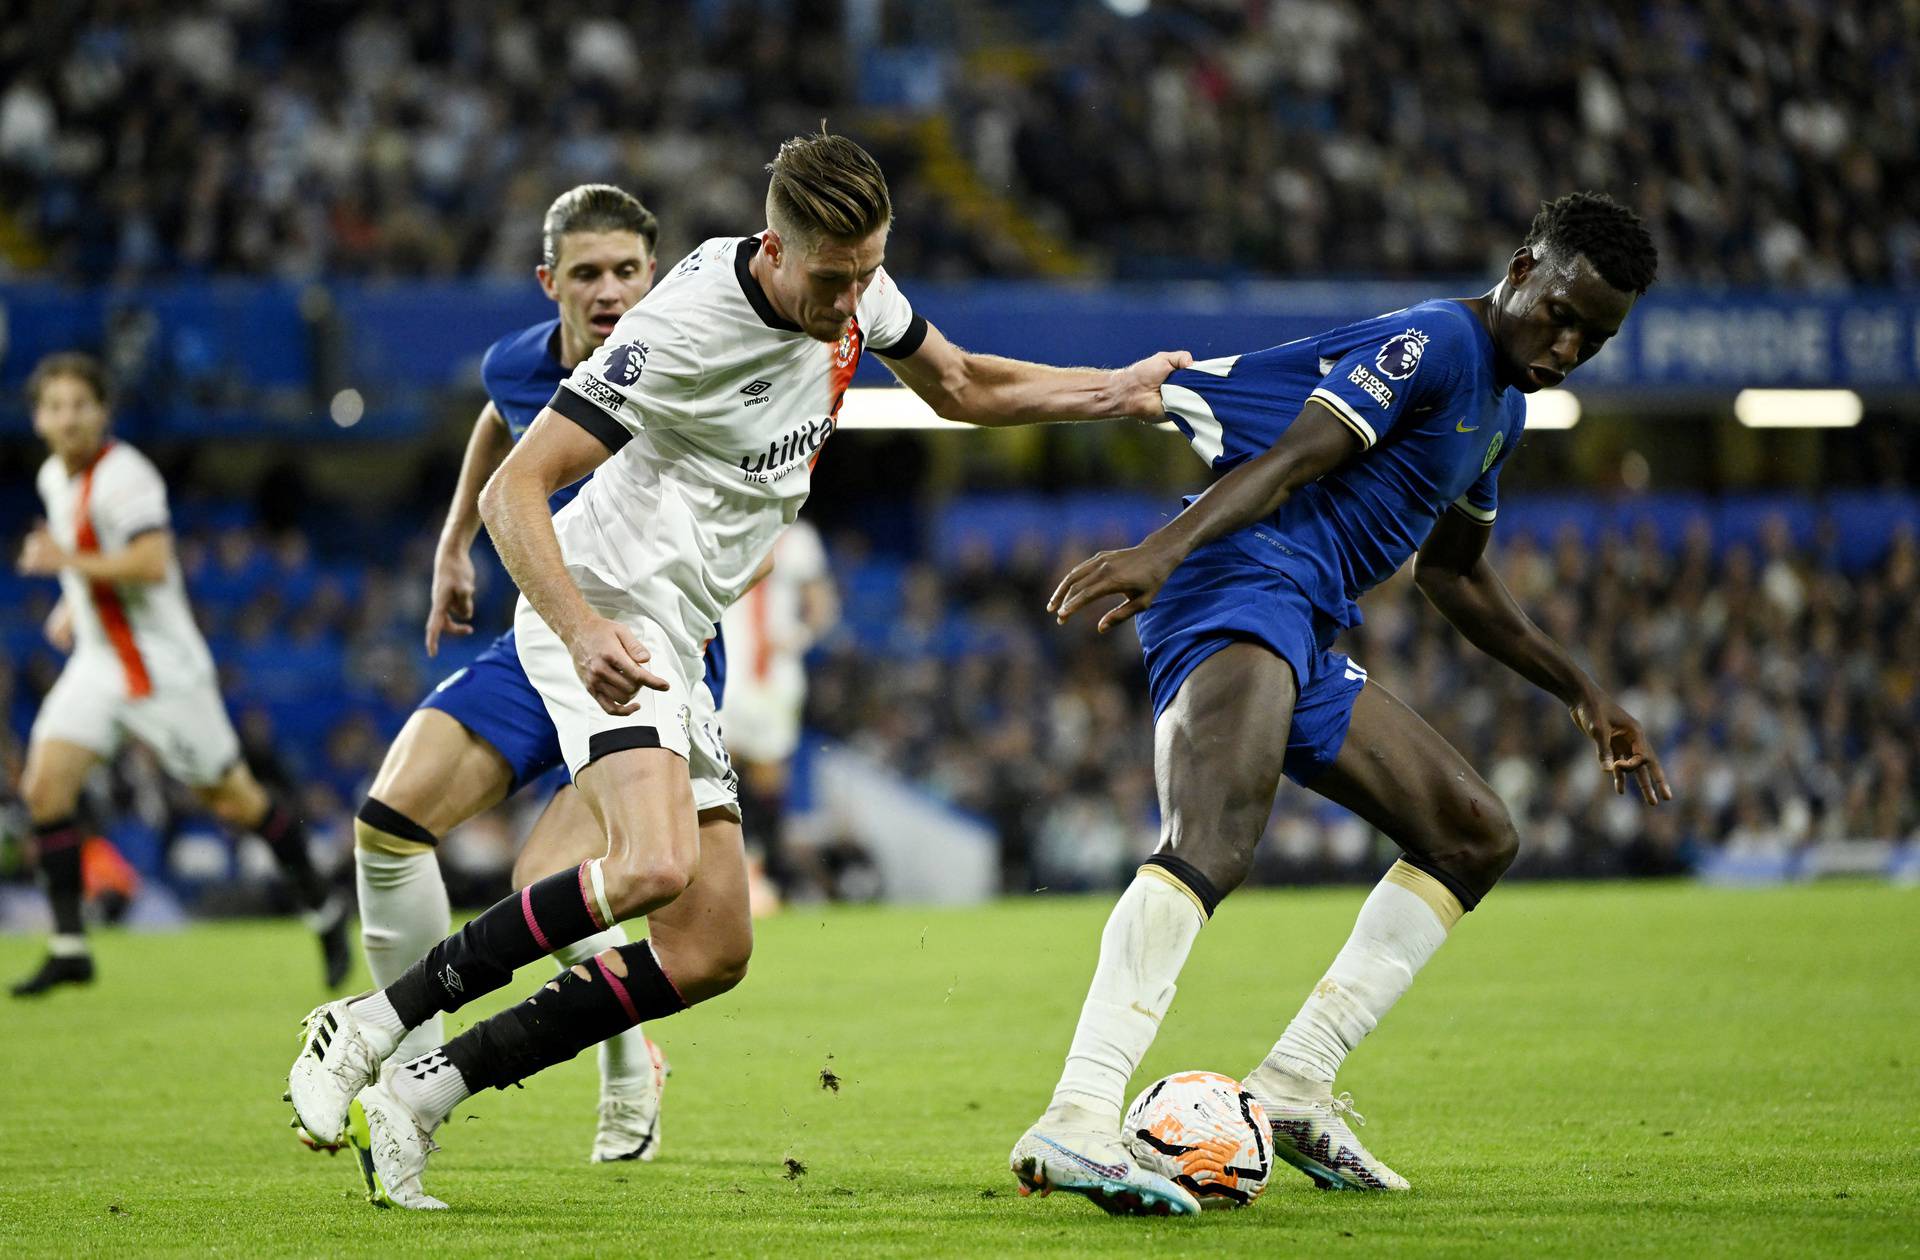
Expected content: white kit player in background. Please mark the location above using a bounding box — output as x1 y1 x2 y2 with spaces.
12 353 347 999
718 517 838 910
286 129 1190 1211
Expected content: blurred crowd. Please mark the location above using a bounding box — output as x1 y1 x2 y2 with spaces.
4 495 1918 902
808 513 1920 892
975 0 1920 284
1 0 1914 285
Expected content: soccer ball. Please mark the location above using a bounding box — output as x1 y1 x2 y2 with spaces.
1122 1071 1272 1209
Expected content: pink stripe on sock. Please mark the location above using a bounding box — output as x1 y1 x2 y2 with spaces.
593 955 640 1024
520 885 551 952
37 827 83 854
577 861 607 930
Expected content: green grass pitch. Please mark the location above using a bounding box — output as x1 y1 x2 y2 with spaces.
1 881 1915 1257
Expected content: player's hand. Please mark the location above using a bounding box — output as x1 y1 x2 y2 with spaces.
17 524 66 576
1107 350 1194 422
569 614 669 715
1570 691 1673 805
1049 539 1180 633
44 600 73 653
424 547 478 656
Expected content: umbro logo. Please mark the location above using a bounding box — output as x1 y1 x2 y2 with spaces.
741 379 773 396
440 964 464 994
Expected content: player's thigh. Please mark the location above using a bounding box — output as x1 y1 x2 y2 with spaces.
1153 640 1297 891
645 808 752 1001
19 737 104 822
510 785 603 890
366 707 514 837
574 746 701 890
1308 680 1517 884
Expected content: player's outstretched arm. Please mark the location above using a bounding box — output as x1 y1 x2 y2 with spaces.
43 595 73 653
1413 509 1672 805
885 322 1190 427
479 408 666 713
18 522 169 585
426 401 514 655
1051 400 1360 632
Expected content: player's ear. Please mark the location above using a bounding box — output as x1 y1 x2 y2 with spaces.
1507 248 1535 287
762 229 783 266
536 264 558 299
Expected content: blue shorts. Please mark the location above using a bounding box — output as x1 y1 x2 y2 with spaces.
419 628 729 794
1134 530 1366 786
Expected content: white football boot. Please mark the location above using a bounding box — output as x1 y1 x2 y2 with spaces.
353 1081 448 1210
592 1036 669 1163
1010 1102 1201 1216
288 997 392 1148
1251 1084 1411 1192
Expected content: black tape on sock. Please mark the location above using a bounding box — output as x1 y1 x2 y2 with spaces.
356 797 439 848
1142 852 1224 918
1399 852 1482 912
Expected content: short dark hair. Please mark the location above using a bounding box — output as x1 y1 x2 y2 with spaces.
1525 192 1659 295
765 126 892 245
541 184 659 268
26 352 109 409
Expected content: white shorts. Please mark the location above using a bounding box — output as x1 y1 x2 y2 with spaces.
514 596 739 817
30 658 242 788
719 677 805 765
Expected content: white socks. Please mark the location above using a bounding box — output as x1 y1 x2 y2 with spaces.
49 933 89 958
390 1047 470 1127
354 847 449 1064
554 926 655 1097
1250 860 1463 1096
1049 868 1210 1123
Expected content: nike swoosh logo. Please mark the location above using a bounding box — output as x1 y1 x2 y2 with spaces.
1456 420 1480 433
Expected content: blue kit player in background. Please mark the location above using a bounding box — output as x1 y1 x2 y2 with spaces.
333 184 728 1169
1013 193 1674 1214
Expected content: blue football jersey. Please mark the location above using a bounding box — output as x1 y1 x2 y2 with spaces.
478 316 728 700
1160 298 1525 630
480 318 586 512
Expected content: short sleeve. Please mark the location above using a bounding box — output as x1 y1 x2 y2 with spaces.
99 451 171 543
1308 315 1466 450
550 317 703 452
1451 403 1522 524
860 268 926 360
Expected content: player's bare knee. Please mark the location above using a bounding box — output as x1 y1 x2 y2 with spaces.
1438 789 1519 890
602 858 695 918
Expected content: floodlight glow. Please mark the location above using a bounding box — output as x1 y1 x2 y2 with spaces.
1733 389 1862 428
1523 390 1581 430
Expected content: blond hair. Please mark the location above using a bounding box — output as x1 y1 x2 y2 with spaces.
765 127 892 246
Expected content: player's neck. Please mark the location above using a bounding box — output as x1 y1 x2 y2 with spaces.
1460 291 1521 390
58 438 107 476
557 324 593 373
746 246 800 327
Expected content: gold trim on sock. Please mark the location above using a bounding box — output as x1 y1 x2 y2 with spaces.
1136 863 1210 921
1384 860 1463 930
354 817 434 857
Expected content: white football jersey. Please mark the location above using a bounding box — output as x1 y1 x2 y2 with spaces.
35 440 215 695
547 233 923 667
722 517 830 695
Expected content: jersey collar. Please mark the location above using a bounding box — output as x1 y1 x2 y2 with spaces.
735 236 803 334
